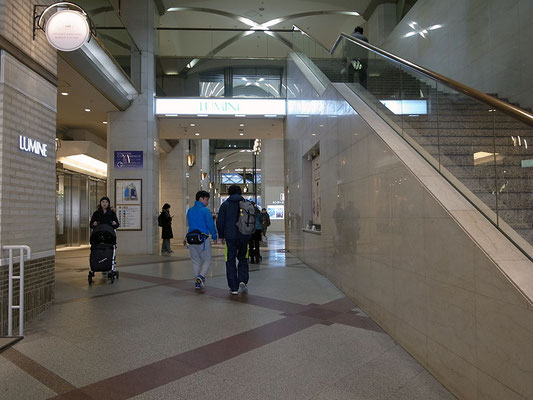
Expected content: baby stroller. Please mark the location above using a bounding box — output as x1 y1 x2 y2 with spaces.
88 223 119 284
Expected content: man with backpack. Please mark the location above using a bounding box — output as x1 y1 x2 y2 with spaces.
217 185 254 295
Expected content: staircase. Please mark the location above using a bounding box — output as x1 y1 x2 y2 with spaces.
312 57 533 247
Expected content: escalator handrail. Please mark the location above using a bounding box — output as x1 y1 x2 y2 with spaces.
332 33 533 126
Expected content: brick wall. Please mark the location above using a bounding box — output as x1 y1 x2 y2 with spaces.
0 256 54 336
0 0 57 75
0 0 57 335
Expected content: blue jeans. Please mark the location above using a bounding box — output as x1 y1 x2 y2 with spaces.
225 233 250 291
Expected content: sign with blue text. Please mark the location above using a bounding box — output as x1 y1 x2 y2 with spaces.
114 151 143 168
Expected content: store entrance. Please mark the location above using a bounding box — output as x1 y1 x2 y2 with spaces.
56 168 107 248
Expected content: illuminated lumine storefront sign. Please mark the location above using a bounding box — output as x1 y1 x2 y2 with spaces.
19 135 48 157
155 98 286 116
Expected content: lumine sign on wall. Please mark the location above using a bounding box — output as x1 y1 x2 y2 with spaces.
19 135 48 157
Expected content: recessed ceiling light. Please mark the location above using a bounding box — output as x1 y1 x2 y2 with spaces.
195 133 200 136
190 123 196 126
239 133 244 136
85 108 91 112
240 124 245 127
312 133 316 136
319 124 324 127
103 121 108 124
61 92 69 96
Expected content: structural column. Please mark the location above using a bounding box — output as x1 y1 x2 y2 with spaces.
107 0 159 254
0 0 57 334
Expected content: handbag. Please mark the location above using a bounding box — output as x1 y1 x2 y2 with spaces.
186 229 205 245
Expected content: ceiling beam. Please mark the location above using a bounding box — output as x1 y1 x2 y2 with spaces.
154 0 166 16
362 0 396 21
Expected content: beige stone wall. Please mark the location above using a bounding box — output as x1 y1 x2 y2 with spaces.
0 0 57 75
286 59 533 399
382 0 533 111
159 141 187 243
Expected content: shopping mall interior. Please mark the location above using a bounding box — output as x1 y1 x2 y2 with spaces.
1 0 533 399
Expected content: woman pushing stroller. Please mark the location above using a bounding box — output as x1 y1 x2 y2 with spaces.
90 196 119 229
88 197 120 284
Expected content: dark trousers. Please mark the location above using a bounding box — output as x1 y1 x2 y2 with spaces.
248 230 262 262
347 59 367 89
225 233 250 291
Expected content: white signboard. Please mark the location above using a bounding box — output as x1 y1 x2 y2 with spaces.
380 100 427 115
117 205 142 230
156 98 286 116
45 10 90 51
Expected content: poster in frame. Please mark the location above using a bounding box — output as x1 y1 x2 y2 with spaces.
115 179 142 231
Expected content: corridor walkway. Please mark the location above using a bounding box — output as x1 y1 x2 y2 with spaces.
1 234 455 399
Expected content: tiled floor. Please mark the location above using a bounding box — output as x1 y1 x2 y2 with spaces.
0 234 456 399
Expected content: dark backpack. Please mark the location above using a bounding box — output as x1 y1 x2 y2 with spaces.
236 201 256 235
157 212 164 227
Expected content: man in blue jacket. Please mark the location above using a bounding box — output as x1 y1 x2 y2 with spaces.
186 190 217 289
217 185 250 295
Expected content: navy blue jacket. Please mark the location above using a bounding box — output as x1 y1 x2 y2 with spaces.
216 194 244 240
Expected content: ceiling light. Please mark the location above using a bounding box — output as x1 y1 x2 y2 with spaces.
240 124 245 127
103 121 107 124
190 123 196 126
85 108 91 112
61 92 69 96
312 133 316 136
195 133 200 136
61 154 107 177
239 133 244 136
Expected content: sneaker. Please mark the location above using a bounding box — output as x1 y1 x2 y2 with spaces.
239 282 248 292
230 290 239 295
195 277 202 290
198 275 206 288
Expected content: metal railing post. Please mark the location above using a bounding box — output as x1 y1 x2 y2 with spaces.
7 248 13 337
3 245 31 337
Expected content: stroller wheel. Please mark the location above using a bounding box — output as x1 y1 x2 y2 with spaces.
110 275 114 284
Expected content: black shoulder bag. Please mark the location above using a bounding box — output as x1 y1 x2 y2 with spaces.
186 229 205 245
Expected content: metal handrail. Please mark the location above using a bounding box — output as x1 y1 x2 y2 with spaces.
3 245 32 337
331 33 533 126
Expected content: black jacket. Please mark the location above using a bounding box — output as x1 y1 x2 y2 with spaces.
160 209 173 239
90 209 119 229
216 194 244 240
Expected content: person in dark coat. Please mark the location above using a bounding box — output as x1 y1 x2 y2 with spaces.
90 196 119 229
345 25 369 88
216 185 250 295
159 203 173 255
